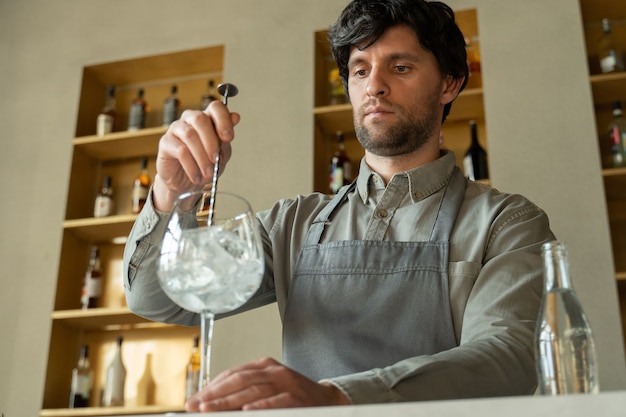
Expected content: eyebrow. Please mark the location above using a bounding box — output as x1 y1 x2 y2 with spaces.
348 51 422 69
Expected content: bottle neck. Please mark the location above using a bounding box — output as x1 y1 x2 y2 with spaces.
78 346 90 368
470 121 479 145
542 241 573 292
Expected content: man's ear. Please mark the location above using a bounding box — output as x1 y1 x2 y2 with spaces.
440 75 465 105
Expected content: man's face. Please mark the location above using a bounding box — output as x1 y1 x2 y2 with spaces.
347 25 451 157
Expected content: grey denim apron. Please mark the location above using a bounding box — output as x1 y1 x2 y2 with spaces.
283 168 465 381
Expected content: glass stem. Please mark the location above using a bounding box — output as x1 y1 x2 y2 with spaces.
199 310 215 391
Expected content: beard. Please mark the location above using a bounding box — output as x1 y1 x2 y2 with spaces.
354 91 440 157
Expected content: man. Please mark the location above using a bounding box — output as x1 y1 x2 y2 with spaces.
124 0 555 412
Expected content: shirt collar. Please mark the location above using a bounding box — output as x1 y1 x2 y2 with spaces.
356 151 457 204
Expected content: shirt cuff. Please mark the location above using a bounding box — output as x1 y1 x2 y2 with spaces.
132 185 171 244
322 369 401 404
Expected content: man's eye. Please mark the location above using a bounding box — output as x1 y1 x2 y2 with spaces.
396 65 409 72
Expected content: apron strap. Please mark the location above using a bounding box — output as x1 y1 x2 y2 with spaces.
304 182 356 246
429 167 466 241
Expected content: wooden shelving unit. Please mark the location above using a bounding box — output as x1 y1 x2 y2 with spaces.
580 0 626 352
41 45 224 417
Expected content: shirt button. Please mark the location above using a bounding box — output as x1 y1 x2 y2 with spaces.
414 191 422 200
378 209 388 218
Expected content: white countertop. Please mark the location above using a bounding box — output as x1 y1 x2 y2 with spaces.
125 391 626 417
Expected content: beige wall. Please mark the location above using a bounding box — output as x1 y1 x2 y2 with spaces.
0 0 624 415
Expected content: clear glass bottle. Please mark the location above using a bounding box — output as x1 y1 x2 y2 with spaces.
80 246 102 310
94 175 114 218
69 345 93 408
132 157 151 214
185 336 201 400
534 241 599 395
200 79 218 111
598 18 625 74
463 120 489 181
102 336 127 406
96 85 117 136
608 100 626 168
162 84 180 126
329 131 353 194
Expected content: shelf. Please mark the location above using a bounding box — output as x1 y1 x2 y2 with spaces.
63 214 138 242
313 88 484 136
617 272 626 281
51 307 160 331
590 72 626 107
313 103 353 135
603 167 626 202
73 127 167 161
40 404 184 417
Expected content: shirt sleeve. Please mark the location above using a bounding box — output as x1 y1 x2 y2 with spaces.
324 201 555 404
123 187 201 326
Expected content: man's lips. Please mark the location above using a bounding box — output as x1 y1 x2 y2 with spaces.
364 106 393 117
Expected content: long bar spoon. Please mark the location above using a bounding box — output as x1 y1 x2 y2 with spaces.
207 83 239 225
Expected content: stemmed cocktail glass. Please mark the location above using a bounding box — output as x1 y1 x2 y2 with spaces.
157 190 264 392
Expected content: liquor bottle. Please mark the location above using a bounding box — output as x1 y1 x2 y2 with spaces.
162 84 180 126
102 336 127 407
96 85 117 136
598 18 625 74
81 246 102 310
329 131 353 194
463 120 489 181
132 157 151 214
185 336 201 400
534 240 600 395
128 88 148 131
69 345 93 408
328 67 346 105
608 100 626 168
200 79 218 111
94 175 114 218
465 36 482 89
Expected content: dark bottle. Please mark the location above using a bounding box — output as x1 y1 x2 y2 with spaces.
162 84 180 126
128 88 148 131
463 120 489 181
81 246 102 310
69 345 93 408
608 100 626 168
96 85 117 136
329 131 353 194
535 241 599 395
94 175 114 218
200 79 218 111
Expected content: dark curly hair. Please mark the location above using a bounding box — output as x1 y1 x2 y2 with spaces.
328 0 468 122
